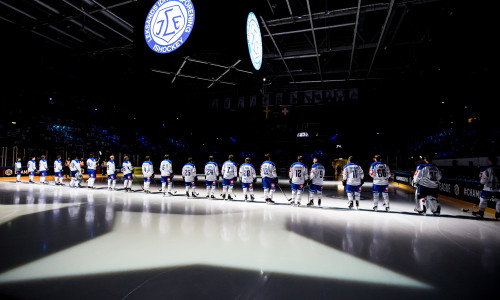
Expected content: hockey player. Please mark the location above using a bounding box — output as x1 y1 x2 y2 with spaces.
289 155 308 206
160 154 174 195
142 156 154 193
54 155 63 185
122 155 133 192
413 155 442 215
182 157 197 197
39 155 48 184
261 153 278 204
204 155 219 198
239 157 257 201
107 155 117 190
27 156 36 183
309 157 325 206
369 155 391 211
343 156 364 209
69 156 82 188
15 157 22 182
221 154 238 200
87 153 97 189
472 156 500 219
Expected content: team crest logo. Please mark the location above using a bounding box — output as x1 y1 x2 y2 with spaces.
144 0 195 54
246 12 262 70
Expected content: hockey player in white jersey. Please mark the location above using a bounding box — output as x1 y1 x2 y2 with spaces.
142 156 154 193
15 157 22 182
369 155 391 211
182 157 197 197
39 155 48 184
204 155 219 198
69 156 82 188
107 155 117 190
86 153 97 189
289 156 309 205
472 156 500 219
239 157 257 201
54 155 64 185
122 155 133 192
261 153 278 204
27 156 36 183
413 155 442 215
308 157 325 206
160 154 174 195
222 154 238 200
343 156 364 209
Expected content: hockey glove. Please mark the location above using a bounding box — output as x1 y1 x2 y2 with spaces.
342 180 347 187
253 177 257 183
195 176 198 182
275 177 279 184
289 178 292 184
361 179 364 185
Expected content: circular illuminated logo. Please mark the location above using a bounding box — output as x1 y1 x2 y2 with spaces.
144 0 195 54
246 12 262 70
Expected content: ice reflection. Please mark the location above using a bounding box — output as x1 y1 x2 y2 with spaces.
141 199 151 228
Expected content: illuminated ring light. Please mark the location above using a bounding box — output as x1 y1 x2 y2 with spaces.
246 12 263 70
144 0 195 54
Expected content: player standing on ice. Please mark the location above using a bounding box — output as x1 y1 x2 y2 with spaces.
69 155 82 188
413 155 442 215
107 155 117 190
86 153 97 189
289 156 308 206
369 154 391 211
27 156 36 183
142 156 154 193
472 156 500 219
15 157 22 183
160 154 174 195
308 157 325 206
54 155 63 185
261 153 278 204
221 154 238 200
122 155 133 192
39 155 48 184
204 155 219 199
239 157 257 202
182 157 197 198
343 156 364 209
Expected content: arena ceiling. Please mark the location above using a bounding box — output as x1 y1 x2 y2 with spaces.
0 0 491 96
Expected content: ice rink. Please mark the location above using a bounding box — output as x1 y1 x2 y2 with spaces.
0 177 499 299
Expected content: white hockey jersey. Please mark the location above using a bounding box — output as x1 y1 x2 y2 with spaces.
39 159 48 171
260 161 277 179
70 159 81 172
413 163 441 188
54 159 63 173
222 160 238 179
182 163 196 182
87 158 97 170
142 161 154 177
122 160 133 175
343 163 364 186
160 159 173 176
479 165 500 192
205 162 219 181
239 163 256 183
107 160 116 175
15 161 22 172
289 162 308 184
310 163 325 185
369 162 391 185
27 160 36 172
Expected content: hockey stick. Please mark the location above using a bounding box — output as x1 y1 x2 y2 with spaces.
277 183 292 202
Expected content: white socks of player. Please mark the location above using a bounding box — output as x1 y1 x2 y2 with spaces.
17 175 21 181
40 176 45 184
162 182 166 192
108 180 116 190
29 174 34 182
144 182 151 191
88 178 95 187
123 180 132 189
291 190 302 205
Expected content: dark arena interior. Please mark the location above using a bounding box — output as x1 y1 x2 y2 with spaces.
0 1 498 299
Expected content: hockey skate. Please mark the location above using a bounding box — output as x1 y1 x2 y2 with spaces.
385 206 390 212
433 206 441 216
244 195 248 202
318 199 321 206
266 198 275 204
210 194 215 199
496 212 500 220
307 200 314 207
228 194 233 201
415 205 426 215
192 192 198 198
250 195 255 201
186 191 190 197
348 201 354 209
472 210 484 218
356 200 359 209
373 206 378 211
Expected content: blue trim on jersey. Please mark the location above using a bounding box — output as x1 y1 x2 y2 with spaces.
291 162 306 168
241 163 255 168
370 162 383 169
88 170 96 178
161 176 172 183
108 174 116 180
262 177 276 190
261 160 275 166
222 178 235 186
184 163 195 168
344 163 359 169
242 182 253 188
185 181 196 187
373 184 388 193
291 183 304 191
311 163 324 169
206 180 217 186
29 171 35 176
144 176 152 182
205 161 217 167
123 173 133 180
16 171 21 176
55 172 62 177
309 184 323 192
416 163 435 171
39 171 47 177
346 184 362 193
